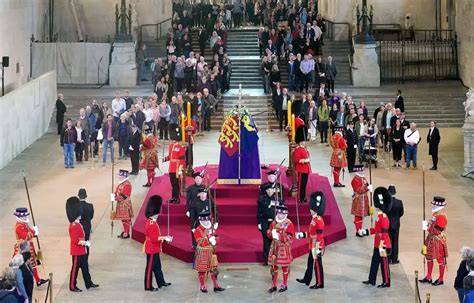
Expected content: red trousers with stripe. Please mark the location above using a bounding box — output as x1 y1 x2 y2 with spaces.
70 255 92 290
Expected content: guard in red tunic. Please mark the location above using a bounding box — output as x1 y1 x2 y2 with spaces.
66 197 98 292
329 126 347 187
162 127 186 204
140 127 159 187
361 187 392 288
112 169 134 239
193 211 225 293
143 195 172 291
296 191 326 289
267 205 295 293
351 164 373 237
293 124 311 203
419 196 448 286
12 208 49 287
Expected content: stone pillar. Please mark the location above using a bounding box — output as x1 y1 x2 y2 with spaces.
463 117 474 177
351 43 380 87
109 42 137 87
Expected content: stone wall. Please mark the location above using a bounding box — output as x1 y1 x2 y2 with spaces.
0 71 57 169
54 0 173 42
455 1 474 88
0 0 49 94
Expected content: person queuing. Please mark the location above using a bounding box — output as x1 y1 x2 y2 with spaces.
295 191 326 289
345 121 357 172
128 124 141 175
427 120 441 170
143 195 172 291
66 197 98 292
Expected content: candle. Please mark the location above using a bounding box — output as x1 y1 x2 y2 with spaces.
287 101 292 128
291 114 295 142
187 102 191 127
181 114 186 143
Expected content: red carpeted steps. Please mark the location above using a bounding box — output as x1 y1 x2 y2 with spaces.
132 165 347 263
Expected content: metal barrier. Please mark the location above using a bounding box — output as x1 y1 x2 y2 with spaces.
138 18 172 46
377 37 458 84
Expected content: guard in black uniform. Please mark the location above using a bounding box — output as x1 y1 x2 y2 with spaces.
259 170 284 200
78 188 94 256
186 171 205 248
257 183 278 265
387 185 404 264
189 188 219 248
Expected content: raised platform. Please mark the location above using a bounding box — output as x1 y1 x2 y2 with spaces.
132 164 347 263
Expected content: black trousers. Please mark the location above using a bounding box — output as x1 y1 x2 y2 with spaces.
233 12 242 27
392 142 402 161
368 248 390 285
169 173 179 201
347 147 356 171
300 73 309 92
319 121 328 143
144 253 166 290
279 110 288 131
301 252 324 286
187 144 193 169
190 210 198 248
57 118 64 135
389 228 399 263
327 79 335 92
259 222 271 262
297 173 309 202
70 255 92 290
130 150 139 173
431 153 438 168
204 110 212 131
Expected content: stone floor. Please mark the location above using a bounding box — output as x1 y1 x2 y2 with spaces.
0 105 473 302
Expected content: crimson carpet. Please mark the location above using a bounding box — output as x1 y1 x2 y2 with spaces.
132 164 347 263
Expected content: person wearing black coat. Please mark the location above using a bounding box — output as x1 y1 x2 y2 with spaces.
272 83 283 122
345 121 357 172
454 247 473 302
19 249 34 303
56 94 67 135
387 185 404 264
257 184 277 265
395 90 404 113
128 124 141 175
427 121 441 170
78 189 94 257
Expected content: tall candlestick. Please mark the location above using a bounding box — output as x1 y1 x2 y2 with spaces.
181 114 186 143
291 114 296 142
287 100 292 127
187 102 191 127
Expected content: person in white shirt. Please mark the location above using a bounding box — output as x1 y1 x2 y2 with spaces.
143 101 154 130
403 122 420 169
112 91 126 124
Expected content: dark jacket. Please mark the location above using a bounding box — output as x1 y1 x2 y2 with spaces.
60 127 77 146
395 95 405 113
56 99 66 123
272 88 283 110
102 120 118 140
427 127 440 155
124 97 134 111
129 129 141 152
388 197 404 230
80 200 94 241
130 111 146 130
19 259 34 301
454 260 469 289
257 195 276 226
345 128 358 149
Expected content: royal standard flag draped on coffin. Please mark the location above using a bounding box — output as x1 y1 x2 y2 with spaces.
217 107 261 184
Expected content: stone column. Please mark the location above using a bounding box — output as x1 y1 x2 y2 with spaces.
463 117 474 177
351 43 380 87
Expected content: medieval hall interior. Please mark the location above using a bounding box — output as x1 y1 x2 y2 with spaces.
0 0 473 302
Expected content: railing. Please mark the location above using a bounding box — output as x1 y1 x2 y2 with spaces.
35 272 53 303
377 35 458 84
138 18 172 47
415 270 431 303
372 24 456 41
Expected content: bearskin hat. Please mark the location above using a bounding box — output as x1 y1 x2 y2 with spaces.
169 126 181 141
309 191 326 215
66 196 82 223
145 195 163 218
295 124 308 144
373 187 392 213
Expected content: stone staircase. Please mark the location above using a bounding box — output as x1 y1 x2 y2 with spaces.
223 95 271 130
226 29 262 90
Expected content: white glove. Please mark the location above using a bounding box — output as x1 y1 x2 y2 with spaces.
354 145 357 149
213 222 219 230
379 247 386 255
186 211 190 217
258 224 262 231
32 226 39 236
85 241 91 247
422 220 429 231
165 236 173 243
272 229 279 240
129 146 134 151
367 184 374 193
209 236 217 246
295 232 304 239
191 228 196 233
269 201 277 207
110 193 116 202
